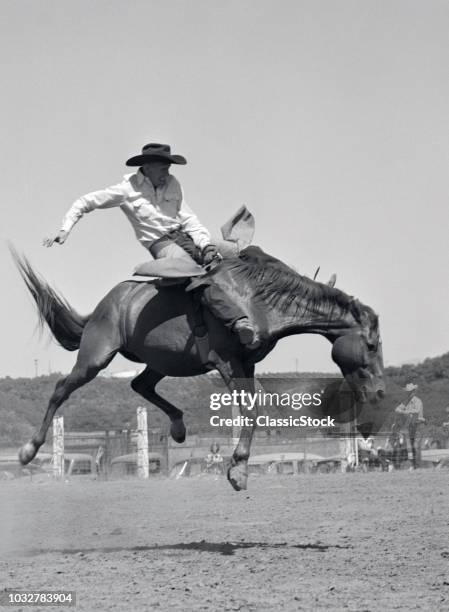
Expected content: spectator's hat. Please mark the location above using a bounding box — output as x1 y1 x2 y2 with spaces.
126 143 187 166
404 382 418 391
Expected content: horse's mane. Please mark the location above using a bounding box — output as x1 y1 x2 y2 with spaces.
221 246 377 324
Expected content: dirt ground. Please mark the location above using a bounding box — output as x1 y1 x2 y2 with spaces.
1 470 448 611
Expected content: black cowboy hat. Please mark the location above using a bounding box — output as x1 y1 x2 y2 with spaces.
126 143 187 166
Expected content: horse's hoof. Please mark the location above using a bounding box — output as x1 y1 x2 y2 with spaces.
227 465 248 491
170 419 186 444
18 441 38 465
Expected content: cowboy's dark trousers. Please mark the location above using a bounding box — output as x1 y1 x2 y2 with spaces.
200 282 247 329
153 230 248 329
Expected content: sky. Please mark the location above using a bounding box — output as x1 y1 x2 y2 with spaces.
1 0 448 378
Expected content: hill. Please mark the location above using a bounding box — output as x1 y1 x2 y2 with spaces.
1 353 449 446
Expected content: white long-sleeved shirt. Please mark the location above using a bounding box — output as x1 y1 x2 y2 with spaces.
60 170 211 251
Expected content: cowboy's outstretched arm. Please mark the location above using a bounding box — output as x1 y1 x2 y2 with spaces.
43 181 126 247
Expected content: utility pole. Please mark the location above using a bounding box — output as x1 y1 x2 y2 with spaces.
34 359 39 378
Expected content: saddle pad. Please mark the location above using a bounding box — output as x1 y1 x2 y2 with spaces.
133 257 206 278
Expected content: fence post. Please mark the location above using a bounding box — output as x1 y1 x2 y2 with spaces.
136 407 149 479
164 433 170 475
52 416 64 480
104 430 110 478
231 402 241 446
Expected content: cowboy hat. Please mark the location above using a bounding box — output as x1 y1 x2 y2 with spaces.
404 382 418 392
126 143 187 166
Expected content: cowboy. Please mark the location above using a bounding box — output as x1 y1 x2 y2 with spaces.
394 382 425 468
356 436 379 470
205 442 224 475
44 143 257 346
394 383 424 423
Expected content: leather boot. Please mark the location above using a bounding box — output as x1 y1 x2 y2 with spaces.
232 318 259 347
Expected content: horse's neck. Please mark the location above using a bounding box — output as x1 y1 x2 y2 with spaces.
261 294 357 341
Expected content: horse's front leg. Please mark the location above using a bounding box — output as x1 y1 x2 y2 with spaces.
219 360 257 491
228 411 257 491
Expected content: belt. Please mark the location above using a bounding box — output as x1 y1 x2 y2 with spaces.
149 234 176 257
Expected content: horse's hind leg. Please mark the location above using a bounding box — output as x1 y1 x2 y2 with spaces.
19 320 121 465
131 367 186 443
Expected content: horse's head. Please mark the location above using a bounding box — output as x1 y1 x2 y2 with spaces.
331 307 385 405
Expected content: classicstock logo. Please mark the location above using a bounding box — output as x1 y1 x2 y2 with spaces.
207 377 356 432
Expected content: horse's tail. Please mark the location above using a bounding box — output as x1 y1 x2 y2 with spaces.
10 247 89 351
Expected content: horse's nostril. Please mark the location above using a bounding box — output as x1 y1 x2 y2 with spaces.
377 389 385 399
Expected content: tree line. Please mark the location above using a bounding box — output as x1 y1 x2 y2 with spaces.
1 352 449 445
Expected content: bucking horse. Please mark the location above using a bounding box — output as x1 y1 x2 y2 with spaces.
13 245 385 490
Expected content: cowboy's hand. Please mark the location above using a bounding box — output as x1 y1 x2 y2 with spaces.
202 244 221 265
43 230 68 247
